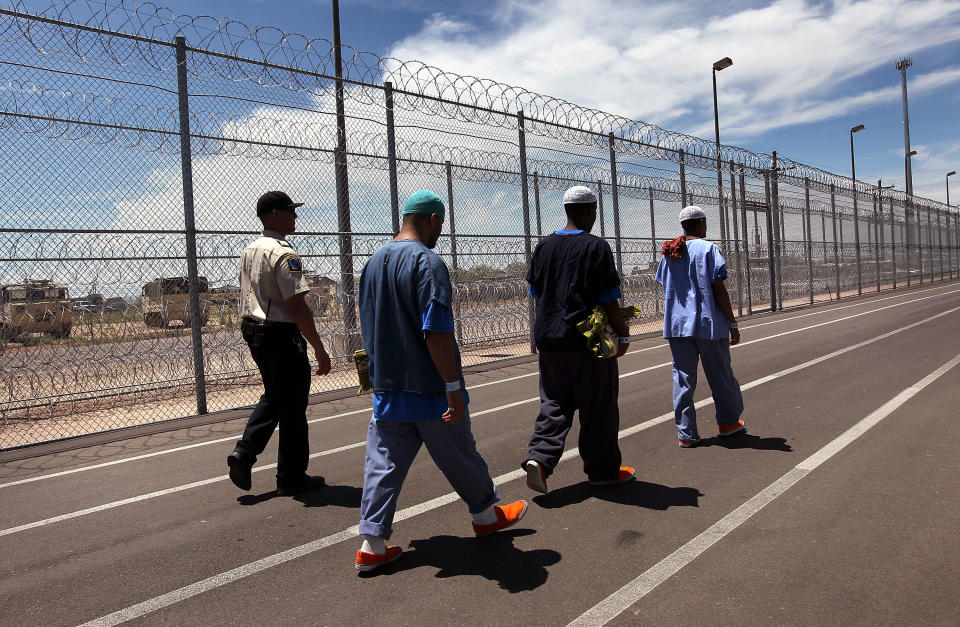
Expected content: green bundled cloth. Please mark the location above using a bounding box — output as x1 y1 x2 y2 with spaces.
353 349 372 395
576 305 642 359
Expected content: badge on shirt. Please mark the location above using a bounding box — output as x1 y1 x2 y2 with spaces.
281 253 303 273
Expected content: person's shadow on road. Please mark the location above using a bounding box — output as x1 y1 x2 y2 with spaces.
237 483 362 508
533 480 702 511
697 433 792 451
360 528 560 592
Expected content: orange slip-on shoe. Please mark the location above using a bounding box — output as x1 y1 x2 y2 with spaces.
472 500 528 537
588 466 637 486
718 419 746 437
355 545 402 572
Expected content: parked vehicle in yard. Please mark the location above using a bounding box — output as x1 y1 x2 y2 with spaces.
0 279 72 339
141 276 209 328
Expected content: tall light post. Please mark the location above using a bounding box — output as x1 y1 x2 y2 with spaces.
948 171 956 208
712 56 733 246
850 123 865 295
896 58 914 198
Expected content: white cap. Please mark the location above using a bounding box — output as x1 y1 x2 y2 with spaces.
563 185 597 205
679 205 706 222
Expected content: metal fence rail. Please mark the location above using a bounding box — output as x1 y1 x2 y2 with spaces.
1 1 957 449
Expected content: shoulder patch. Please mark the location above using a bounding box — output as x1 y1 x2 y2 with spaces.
279 253 303 273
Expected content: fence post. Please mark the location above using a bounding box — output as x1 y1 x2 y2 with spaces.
946 206 953 280
831 183 840 300
608 133 623 275
384 81 400 235
648 186 657 262
445 161 462 344
597 180 606 239
174 36 207 415
740 169 752 314
890 198 897 288
852 175 863 296
874 191 881 291
917 203 924 284
906 199 912 286
821 204 828 263
679 150 687 210
331 3 358 355
936 207 944 280
730 161 741 314
805 177 813 304
763 169 776 311
771 152 782 309
517 110 535 355
534 171 542 239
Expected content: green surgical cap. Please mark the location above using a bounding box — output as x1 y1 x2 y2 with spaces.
402 190 445 220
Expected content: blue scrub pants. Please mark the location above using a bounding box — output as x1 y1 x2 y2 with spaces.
359 412 500 539
669 336 744 441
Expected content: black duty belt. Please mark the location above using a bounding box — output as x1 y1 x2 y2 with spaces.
241 317 297 329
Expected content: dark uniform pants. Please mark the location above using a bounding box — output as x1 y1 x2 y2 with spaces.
524 350 623 482
235 318 311 481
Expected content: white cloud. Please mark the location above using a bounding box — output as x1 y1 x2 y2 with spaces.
387 0 960 138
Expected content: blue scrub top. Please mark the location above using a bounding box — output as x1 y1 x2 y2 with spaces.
655 238 730 340
372 301 469 421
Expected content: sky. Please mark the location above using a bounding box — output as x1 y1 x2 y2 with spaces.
10 0 957 204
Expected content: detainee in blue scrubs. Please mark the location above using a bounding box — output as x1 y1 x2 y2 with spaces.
353 190 528 573
655 206 745 448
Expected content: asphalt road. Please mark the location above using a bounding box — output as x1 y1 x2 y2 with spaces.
1 281 959 626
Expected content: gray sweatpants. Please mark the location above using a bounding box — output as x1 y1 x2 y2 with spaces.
358 413 500 539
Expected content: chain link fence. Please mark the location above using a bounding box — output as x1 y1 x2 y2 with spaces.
1 1 957 450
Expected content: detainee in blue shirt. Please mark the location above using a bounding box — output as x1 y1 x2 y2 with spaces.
353 190 528 573
655 206 746 448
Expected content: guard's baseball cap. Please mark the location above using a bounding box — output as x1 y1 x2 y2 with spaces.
256 190 304 217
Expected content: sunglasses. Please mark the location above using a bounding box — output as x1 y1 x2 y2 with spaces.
274 207 298 217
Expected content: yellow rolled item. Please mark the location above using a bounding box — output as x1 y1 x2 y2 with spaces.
353 348 372 395
576 304 642 359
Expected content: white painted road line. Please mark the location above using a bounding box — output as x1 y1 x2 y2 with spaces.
567 351 960 627
74 305 960 626
4 303 958 538
3 283 953 490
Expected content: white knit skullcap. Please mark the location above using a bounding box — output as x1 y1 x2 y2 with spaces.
562 185 597 205
679 206 706 222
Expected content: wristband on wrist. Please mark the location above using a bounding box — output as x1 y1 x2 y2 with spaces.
617 336 631 344
444 380 461 392
728 322 739 329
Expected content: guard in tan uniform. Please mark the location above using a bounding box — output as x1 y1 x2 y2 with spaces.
227 191 332 496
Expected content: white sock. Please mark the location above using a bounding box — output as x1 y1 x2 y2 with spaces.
360 534 385 555
471 504 498 525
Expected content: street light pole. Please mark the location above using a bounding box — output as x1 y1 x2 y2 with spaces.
948 171 956 208
712 56 732 248
850 124 865 295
